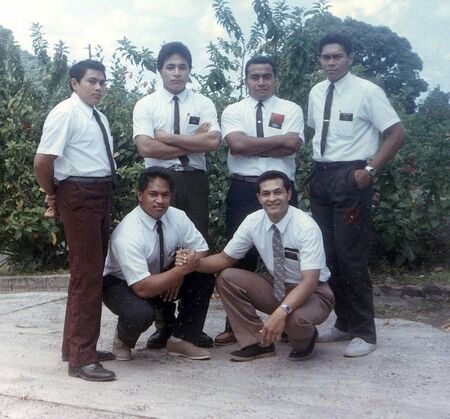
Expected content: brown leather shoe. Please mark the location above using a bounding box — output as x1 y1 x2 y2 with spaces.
61 351 115 362
68 363 116 382
214 330 237 346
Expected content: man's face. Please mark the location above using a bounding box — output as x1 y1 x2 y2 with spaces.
71 69 106 107
257 178 291 223
320 43 352 83
245 63 276 102
160 53 190 95
138 177 171 220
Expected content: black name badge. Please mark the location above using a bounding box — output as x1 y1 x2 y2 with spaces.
284 247 299 261
189 116 200 125
339 112 353 121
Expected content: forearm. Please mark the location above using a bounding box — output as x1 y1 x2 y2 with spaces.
34 153 57 194
260 145 299 157
135 135 188 160
158 131 220 153
227 132 300 156
131 266 187 299
370 122 405 170
197 252 236 274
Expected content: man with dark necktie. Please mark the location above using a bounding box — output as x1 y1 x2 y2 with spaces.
307 33 405 357
133 42 220 349
34 60 116 381
216 55 304 345
102 167 213 361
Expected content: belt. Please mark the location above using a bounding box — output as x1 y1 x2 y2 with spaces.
231 174 259 183
168 165 204 172
313 160 366 170
61 176 113 183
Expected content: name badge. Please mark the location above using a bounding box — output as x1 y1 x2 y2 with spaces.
284 247 299 261
339 112 353 121
189 116 200 125
269 113 285 129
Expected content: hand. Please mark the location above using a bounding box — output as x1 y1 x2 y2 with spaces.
282 133 301 152
353 169 373 190
162 283 182 302
195 122 211 134
175 249 198 274
260 307 287 346
175 249 190 266
154 129 169 142
44 194 58 218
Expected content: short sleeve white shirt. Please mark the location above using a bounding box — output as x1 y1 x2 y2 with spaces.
224 206 330 284
103 206 208 286
37 92 115 180
221 95 304 180
133 88 221 171
307 72 400 162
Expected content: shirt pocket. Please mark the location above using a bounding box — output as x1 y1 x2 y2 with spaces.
334 112 354 137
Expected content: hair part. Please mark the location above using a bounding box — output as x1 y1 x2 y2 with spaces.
69 59 106 91
319 33 353 56
157 41 192 72
138 166 174 193
245 55 277 78
256 170 291 194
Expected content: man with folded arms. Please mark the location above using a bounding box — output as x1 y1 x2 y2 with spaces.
178 170 334 362
103 167 214 361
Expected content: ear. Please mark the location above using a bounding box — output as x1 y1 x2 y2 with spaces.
348 53 354 66
256 192 263 205
287 189 292 201
70 77 78 91
137 191 143 204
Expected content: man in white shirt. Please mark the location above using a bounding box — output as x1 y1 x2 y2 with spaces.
307 33 405 357
133 42 220 349
178 170 334 362
34 60 116 381
103 167 214 361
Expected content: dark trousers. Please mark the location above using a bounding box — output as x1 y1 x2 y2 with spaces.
57 181 112 367
309 161 376 344
103 273 215 347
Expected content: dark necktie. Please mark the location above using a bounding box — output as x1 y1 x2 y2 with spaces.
173 96 190 167
92 109 117 185
156 220 164 273
320 83 334 156
256 101 264 137
272 224 285 301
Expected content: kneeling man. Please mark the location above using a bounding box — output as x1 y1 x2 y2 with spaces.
103 167 214 361
180 170 334 361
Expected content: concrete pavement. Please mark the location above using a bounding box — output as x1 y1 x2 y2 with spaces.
0 290 449 418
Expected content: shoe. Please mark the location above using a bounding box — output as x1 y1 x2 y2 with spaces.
214 330 237 346
281 332 289 343
61 350 115 362
68 363 116 382
195 331 214 348
230 343 275 362
113 329 132 361
146 327 172 349
344 338 376 358
166 338 211 360
288 328 318 362
317 326 350 343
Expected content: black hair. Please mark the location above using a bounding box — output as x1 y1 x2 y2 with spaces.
256 170 291 194
138 166 174 193
245 55 276 78
69 59 106 90
157 41 192 72
319 33 353 56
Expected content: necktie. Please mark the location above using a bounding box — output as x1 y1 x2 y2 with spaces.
156 220 164 273
256 101 264 137
173 96 190 167
320 83 334 156
272 224 285 301
92 109 117 185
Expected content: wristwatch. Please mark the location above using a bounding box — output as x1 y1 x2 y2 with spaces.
280 303 293 314
365 165 377 177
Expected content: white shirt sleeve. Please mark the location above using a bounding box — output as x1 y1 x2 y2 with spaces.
201 97 221 134
297 222 327 271
223 217 254 259
133 97 155 139
362 86 400 133
221 103 243 140
307 91 316 130
180 213 209 251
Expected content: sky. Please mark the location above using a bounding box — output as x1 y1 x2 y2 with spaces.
1 0 449 94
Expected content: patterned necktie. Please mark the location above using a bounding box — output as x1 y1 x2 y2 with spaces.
320 83 334 156
92 109 117 185
256 101 264 137
156 220 164 273
173 96 189 166
272 224 285 301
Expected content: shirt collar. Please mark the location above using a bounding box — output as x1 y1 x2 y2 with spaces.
71 92 96 118
326 71 352 96
161 87 189 103
248 94 276 108
137 205 168 230
263 205 293 234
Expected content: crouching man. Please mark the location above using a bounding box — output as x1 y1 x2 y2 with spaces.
178 170 334 361
103 167 214 361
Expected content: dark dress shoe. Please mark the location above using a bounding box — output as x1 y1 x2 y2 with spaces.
230 343 275 362
214 330 237 346
288 327 318 361
68 363 116 382
62 350 115 362
146 327 172 349
195 331 214 348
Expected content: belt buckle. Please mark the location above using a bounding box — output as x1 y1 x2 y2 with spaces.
172 164 184 172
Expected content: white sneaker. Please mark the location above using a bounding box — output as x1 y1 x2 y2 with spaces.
113 329 132 361
317 327 350 343
344 338 376 357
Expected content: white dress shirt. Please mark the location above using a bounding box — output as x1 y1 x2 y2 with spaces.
133 88 221 170
103 206 208 286
37 92 114 180
224 206 330 284
221 95 304 180
307 72 400 162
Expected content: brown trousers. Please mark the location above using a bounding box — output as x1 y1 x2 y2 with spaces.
57 181 112 367
216 268 335 350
